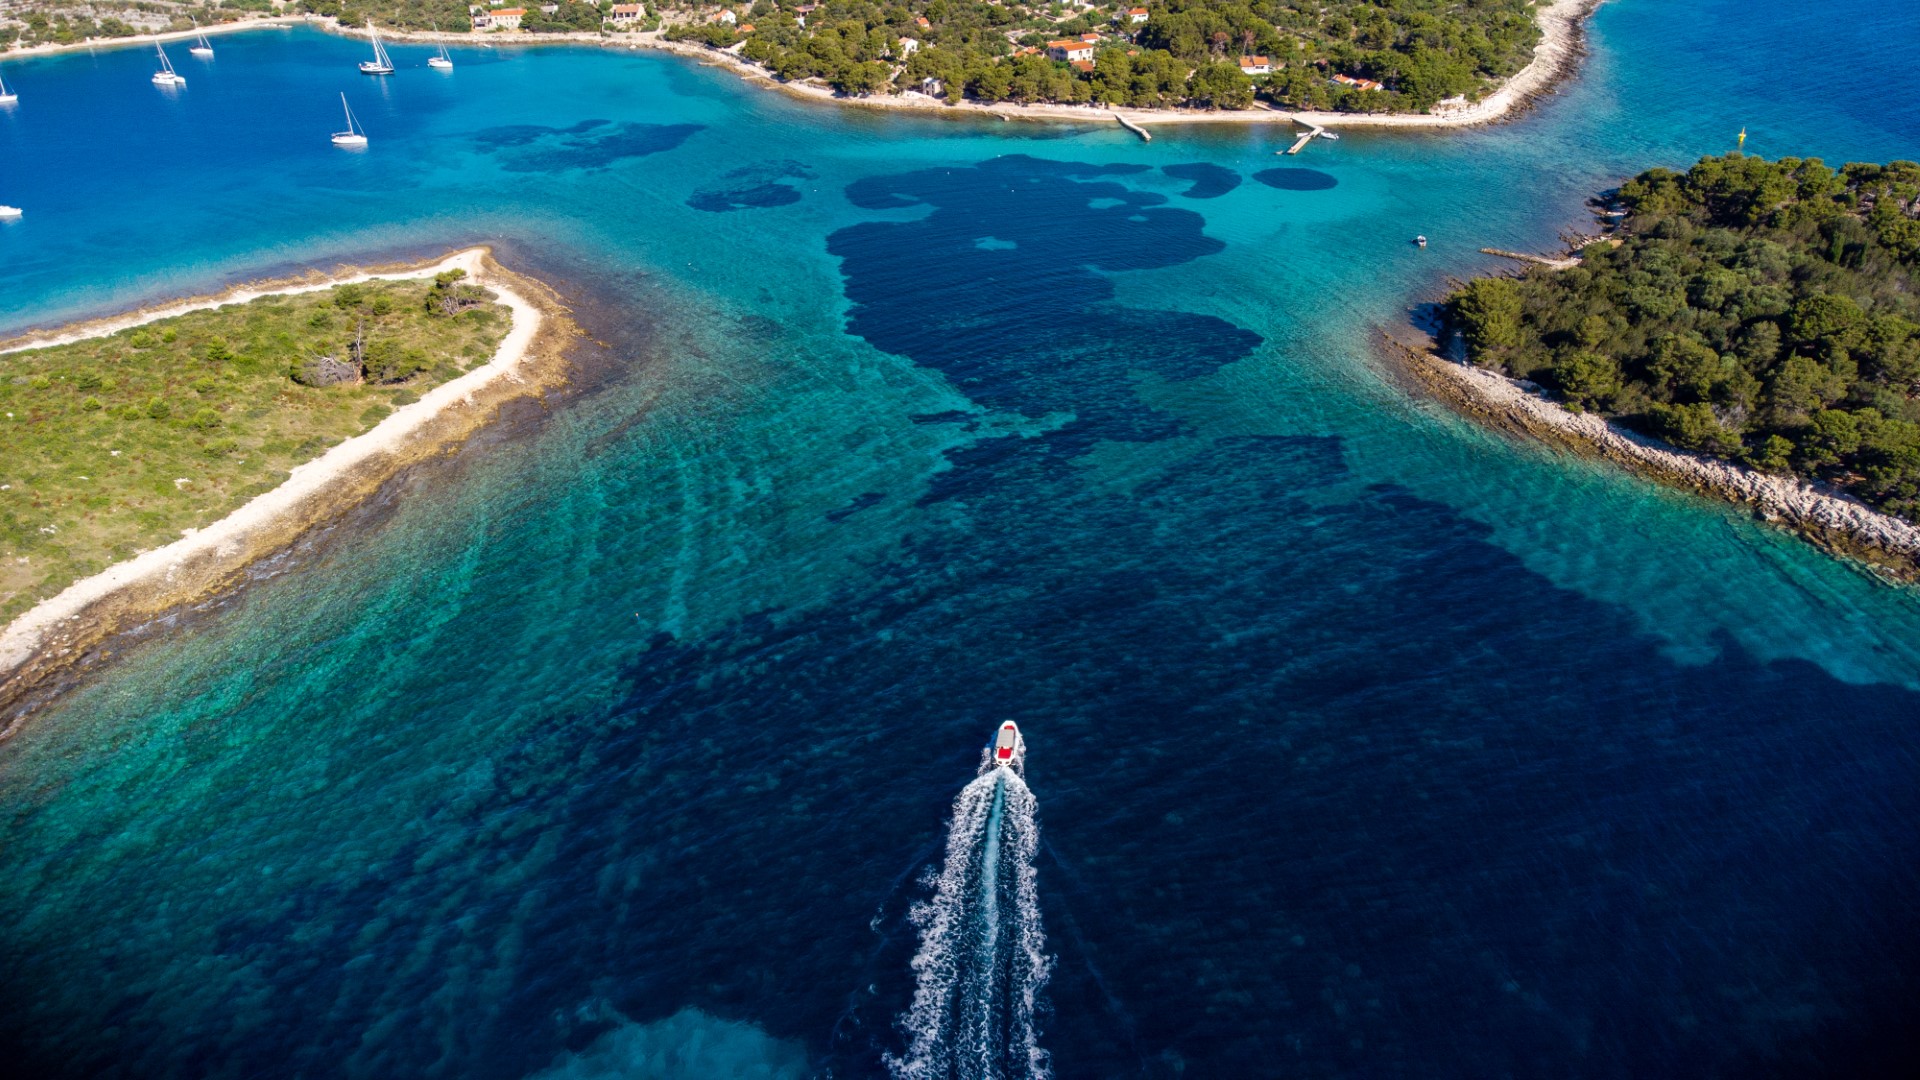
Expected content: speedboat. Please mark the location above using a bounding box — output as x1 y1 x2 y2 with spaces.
1414 235 1428 248
991 721 1024 767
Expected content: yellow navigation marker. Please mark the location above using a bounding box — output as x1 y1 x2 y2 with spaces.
1738 127 1747 151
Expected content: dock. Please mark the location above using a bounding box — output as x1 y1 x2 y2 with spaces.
1113 112 1151 142
1479 247 1580 271
1283 121 1327 155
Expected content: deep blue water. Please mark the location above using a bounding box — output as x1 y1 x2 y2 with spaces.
2 2 1920 1076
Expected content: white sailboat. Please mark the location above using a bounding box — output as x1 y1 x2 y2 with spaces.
428 24 453 70
0 205 21 219
359 21 395 75
0 68 18 105
189 21 214 58
331 93 368 147
152 43 186 87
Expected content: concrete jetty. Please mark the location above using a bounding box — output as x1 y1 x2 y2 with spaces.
1283 121 1327 155
1113 112 1151 141
1480 247 1579 270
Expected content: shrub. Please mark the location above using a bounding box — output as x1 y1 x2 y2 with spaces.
187 407 222 431
26 374 50 390
127 330 156 349
145 397 171 420
80 396 104 412
75 371 103 391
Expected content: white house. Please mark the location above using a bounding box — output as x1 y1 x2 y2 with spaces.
1126 7 1149 24
474 7 525 28
1046 39 1095 62
607 3 645 22
715 9 736 24
1238 55 1271 76
897 37 920 56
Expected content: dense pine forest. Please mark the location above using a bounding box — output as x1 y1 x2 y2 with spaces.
1448 154 1920 521
665 0 1543 111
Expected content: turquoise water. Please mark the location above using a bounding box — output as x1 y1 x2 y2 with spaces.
2 2 1919 1075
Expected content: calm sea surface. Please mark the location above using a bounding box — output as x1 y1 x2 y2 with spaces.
2 2 1918 1076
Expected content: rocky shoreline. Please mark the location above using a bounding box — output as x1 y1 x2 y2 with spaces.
1390 331 1920 581
0 250 580 734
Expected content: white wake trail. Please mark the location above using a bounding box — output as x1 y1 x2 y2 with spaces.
889 760 1051 1080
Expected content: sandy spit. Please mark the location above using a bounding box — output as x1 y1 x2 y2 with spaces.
0 248 578 733
1393 336 1920 580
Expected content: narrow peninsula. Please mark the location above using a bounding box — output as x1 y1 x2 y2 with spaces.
0 250 573 730
1418 153 1920 575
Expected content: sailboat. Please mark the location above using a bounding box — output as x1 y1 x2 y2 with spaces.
359 21 395 75
152 43 186 87
0 204 21 219
189 22 214 58
332 93 368 147
0 68 17 105
428 24 453 70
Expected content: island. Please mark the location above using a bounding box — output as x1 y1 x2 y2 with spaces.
0 250 570 727
1427 153 1920 572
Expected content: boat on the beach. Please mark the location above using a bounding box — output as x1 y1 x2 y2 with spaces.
152 44 185 87
189 22 214 58
331 93 368 147
0 68 17 105
428 25 454 69
991 720 1025 768
359 21 395 75
0 205 21 219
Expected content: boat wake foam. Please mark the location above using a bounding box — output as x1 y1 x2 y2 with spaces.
888 760 1051 1080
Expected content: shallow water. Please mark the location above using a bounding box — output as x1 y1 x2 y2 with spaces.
2 2 1919 1076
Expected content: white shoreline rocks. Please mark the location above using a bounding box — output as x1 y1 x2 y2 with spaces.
1416 351 1920 576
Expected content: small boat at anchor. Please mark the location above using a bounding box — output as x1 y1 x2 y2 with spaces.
0 205 22 219
331 93 368 147
359 21 395 75
1414 235 1428 248
0 68 17 105
189 22 214 58
428 24 453 69
152 43 186 87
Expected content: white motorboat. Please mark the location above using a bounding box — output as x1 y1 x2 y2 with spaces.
990 721 1025 769
359 21 395 75
428 24 453 69
152 43 186 87
331 93 368 147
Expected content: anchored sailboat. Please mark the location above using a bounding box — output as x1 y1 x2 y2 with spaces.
359 21 395 75
0 204 21 220
331 93 368 147
428 23 454 69
0 68 17 105
189 21 214 58
152 43 186 87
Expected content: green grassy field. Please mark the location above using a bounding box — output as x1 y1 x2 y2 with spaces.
0 275 510 624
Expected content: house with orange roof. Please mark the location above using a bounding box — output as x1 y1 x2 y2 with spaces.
1125 7 1149 23
1046 39 1095 62
474 6 525 28
1238 55 1271 75
606 3 645 23
1332 73 1385 91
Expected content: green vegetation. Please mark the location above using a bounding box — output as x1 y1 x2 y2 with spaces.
1447 153 1920 522
661 0 1540 111
0 1 264 51
0 275 508 622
